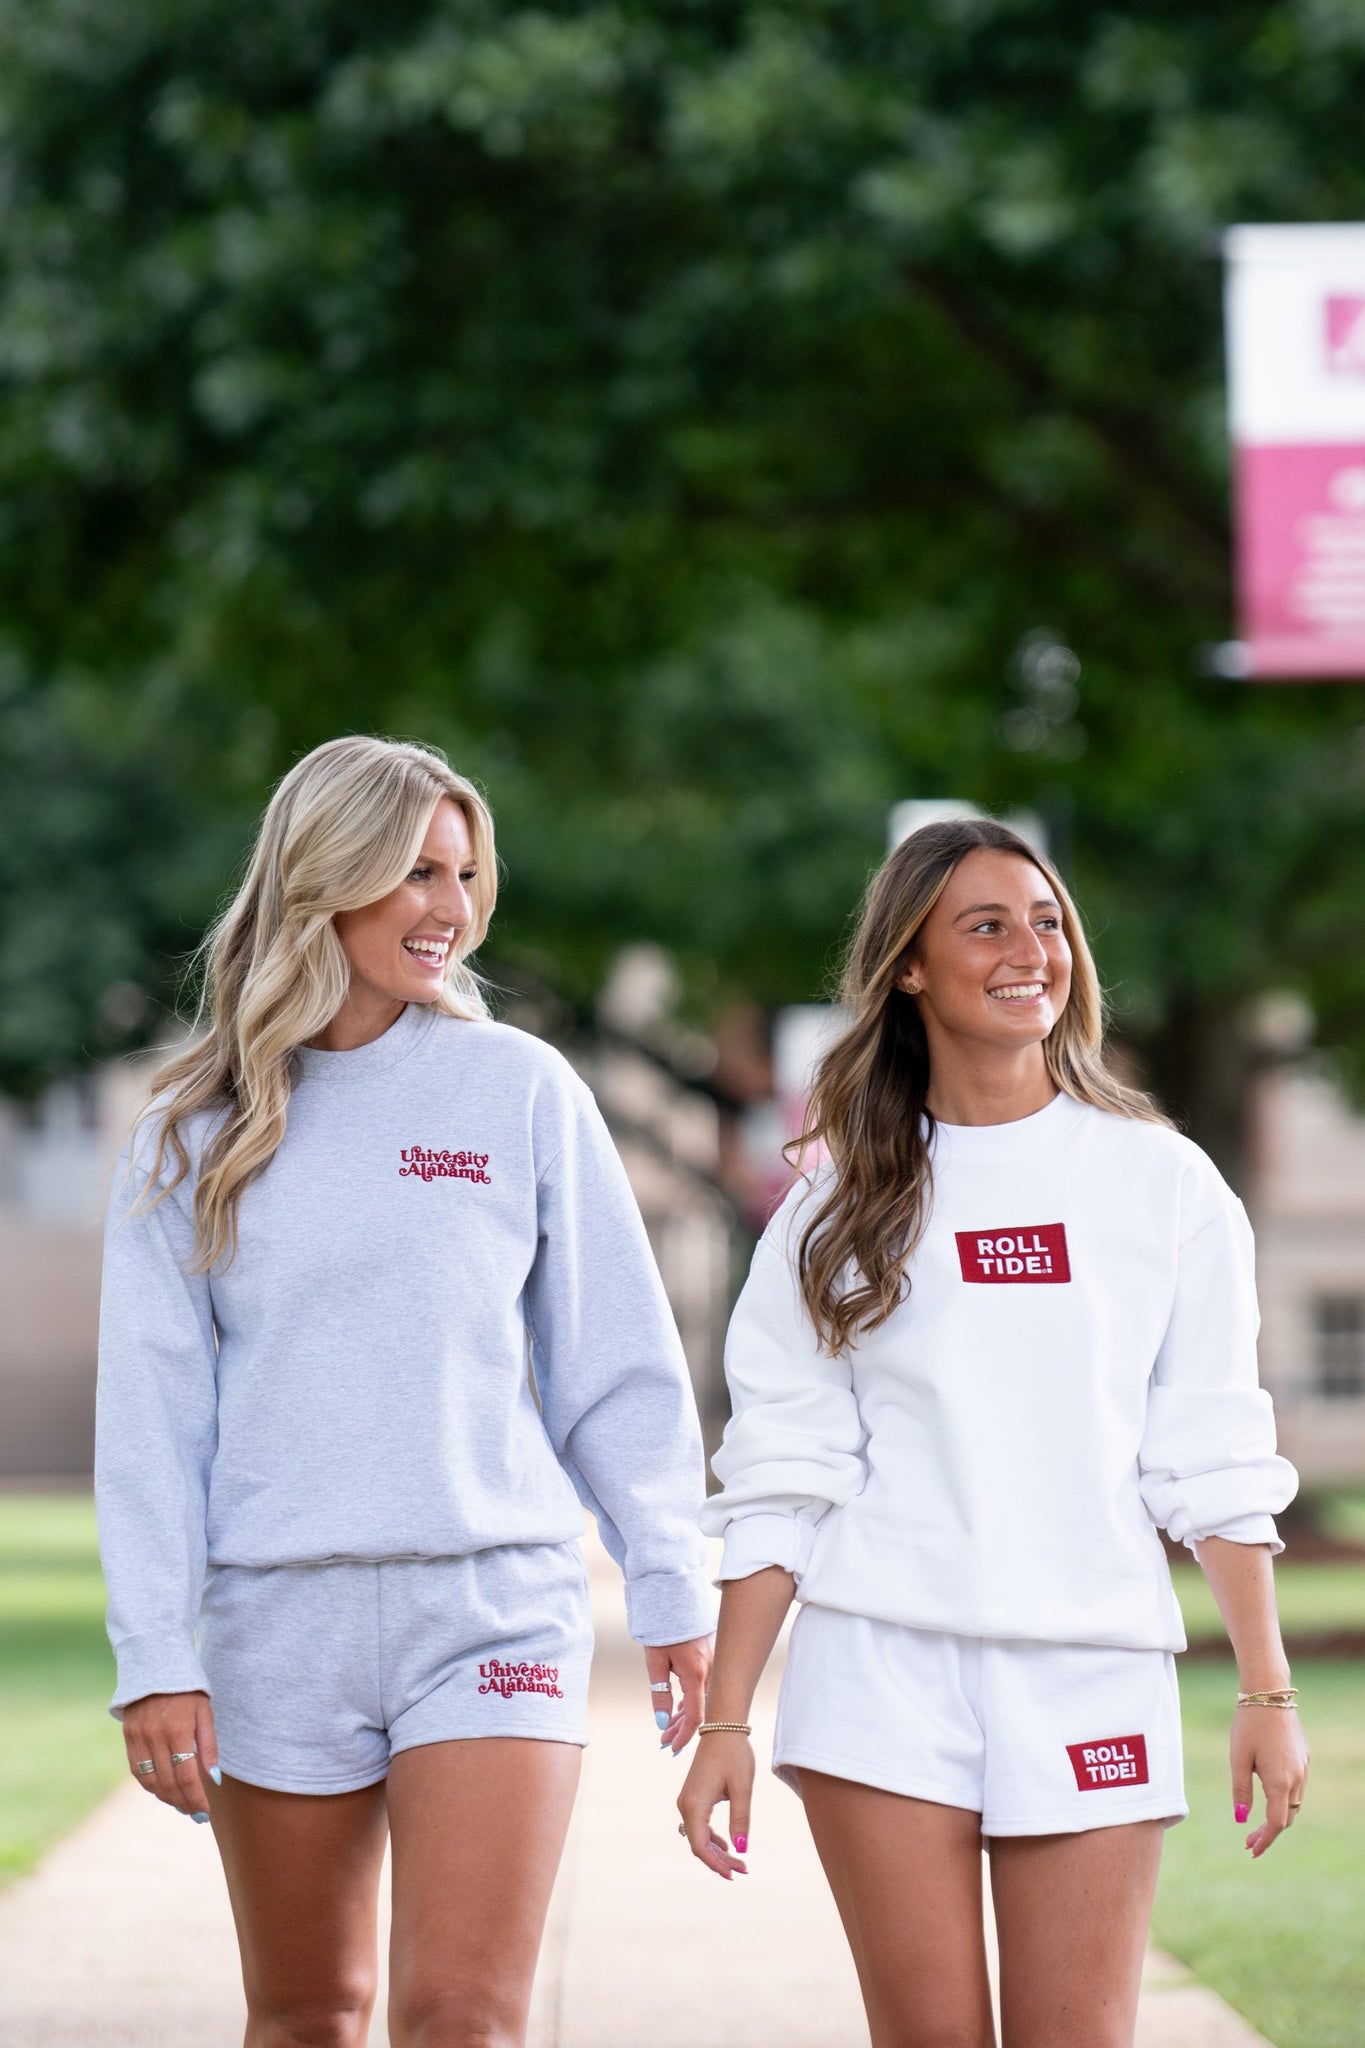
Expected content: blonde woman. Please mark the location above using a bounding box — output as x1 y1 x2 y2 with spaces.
97 736 713 2048
679 819 1307 2048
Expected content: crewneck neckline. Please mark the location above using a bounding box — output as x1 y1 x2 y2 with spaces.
929 1088 1087 1163
294 1002 439 1082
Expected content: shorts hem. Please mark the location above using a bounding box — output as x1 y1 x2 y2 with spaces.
773 1746 980 1813
982 1800 1188 1838
388 1727 588 1759
218 1759 391 1797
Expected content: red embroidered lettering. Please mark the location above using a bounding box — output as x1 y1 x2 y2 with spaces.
399 1145 492 1185
477 1657 564 1700
956 1222 1070 1284
1066 1733 1149 1790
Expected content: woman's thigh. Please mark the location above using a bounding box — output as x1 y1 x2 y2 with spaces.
385 1736 581 2047
988 1821 1163 2048
799 1769 996 2048
208 1773 390 2042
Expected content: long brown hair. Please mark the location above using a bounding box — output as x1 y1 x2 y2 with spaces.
790 818 1167 1353
136 736 497 1271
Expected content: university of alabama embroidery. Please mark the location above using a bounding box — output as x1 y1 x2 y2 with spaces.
399 1146 491 1184
478 1658 563 1700
1066 1734 1149 1790
955 1221 1070 1283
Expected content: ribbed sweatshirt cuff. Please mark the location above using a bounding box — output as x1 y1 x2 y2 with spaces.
716 1512 818 1583
623 1570 717 1647
108 1630 212 1718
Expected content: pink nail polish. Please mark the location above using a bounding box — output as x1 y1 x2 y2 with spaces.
1234 1803 1249 1823
733 1834 748 1853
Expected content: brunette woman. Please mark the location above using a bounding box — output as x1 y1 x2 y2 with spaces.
679 818 1306 2048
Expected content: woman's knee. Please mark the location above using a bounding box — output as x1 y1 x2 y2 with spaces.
245 1979 376 2047
389 1979 523 2047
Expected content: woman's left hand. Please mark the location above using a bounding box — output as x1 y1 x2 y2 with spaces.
644 1635 713 1753
1232 1705 1310 1858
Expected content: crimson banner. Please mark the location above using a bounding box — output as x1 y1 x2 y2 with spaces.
1224 224 1365 680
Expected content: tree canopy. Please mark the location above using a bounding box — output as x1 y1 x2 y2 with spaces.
3 0 1365 1176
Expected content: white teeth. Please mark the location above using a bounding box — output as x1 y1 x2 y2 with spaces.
404 940 448 961
989 983 1044 1001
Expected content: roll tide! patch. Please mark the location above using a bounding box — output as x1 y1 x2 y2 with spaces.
955 1222 1070 1283
1066 1734 1149 1790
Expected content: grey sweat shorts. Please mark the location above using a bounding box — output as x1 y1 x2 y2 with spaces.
198 1540 594 1795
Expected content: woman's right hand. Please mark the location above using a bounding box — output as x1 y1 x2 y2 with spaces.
121 1691 219 1820
677 1731 753 1881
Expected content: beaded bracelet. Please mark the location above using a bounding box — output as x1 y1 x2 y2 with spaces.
1236 1687 1298 1709
697 1721 752 1737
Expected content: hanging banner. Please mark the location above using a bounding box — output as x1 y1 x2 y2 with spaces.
1223 224 1365 679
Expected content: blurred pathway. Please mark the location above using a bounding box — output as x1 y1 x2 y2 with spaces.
0 1535 1272 2048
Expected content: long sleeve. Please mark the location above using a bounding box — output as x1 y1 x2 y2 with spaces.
95 1151 219 1712
700 1196 868 1582
524 1080 714 1647
1138 1195 1297 1553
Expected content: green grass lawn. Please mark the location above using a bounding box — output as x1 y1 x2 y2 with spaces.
1155 1561 1365 2048
0 1494 125 1885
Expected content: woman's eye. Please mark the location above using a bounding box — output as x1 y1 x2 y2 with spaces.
408 866 433 883
460 868 478 884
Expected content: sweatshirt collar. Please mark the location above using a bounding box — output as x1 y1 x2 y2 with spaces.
293 1002 438 1084
929 1088 1087 1165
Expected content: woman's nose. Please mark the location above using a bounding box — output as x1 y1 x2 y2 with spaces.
1011 926 1049 968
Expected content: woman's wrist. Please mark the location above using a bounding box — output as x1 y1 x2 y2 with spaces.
704 1692 757 1723
1236 1657 1292 1693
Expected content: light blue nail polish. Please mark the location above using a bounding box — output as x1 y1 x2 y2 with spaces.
208 1766 222 1787
192 1811 211 1824
655 1710 670 1730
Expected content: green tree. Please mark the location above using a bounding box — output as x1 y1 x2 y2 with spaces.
2 0 1365 1179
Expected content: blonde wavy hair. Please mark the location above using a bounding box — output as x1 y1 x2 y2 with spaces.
790 818 1167 1354
136 735 497 1270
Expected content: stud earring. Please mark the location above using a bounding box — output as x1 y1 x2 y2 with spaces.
900 979 920 995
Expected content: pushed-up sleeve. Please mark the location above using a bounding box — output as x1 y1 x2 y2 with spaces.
525 1075 714 1648
700 1200 867 1583
1138 1192 1297 1553
96 1147 220 1713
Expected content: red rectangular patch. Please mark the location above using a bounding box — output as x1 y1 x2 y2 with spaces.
955 1222 1070 1283
1066 1734 1149 1791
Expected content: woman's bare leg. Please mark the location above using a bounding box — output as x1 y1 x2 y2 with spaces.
799 1769 996 2048
208 1775 390 2047
385 1737 581 2048
988 1822 1163 2048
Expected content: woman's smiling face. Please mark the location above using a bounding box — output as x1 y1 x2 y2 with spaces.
331 797 478 1011
903 846 1073 1054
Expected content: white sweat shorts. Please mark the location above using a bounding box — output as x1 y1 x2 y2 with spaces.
197 1541 594 1795
773 1603 1186 1837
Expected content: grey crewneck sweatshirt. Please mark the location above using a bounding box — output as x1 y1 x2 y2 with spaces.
96 1005 714 1710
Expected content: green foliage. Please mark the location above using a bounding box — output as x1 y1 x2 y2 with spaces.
2 2 1365 1165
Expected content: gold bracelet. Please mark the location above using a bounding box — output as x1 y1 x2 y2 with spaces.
1237 1687 1298 1708
697 1721 752 1737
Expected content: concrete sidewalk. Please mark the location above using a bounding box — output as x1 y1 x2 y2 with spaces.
0 1537 1272 2048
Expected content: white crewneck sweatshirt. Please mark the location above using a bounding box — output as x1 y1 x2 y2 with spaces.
96 1005 713 1709
702 1093 1296 1653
